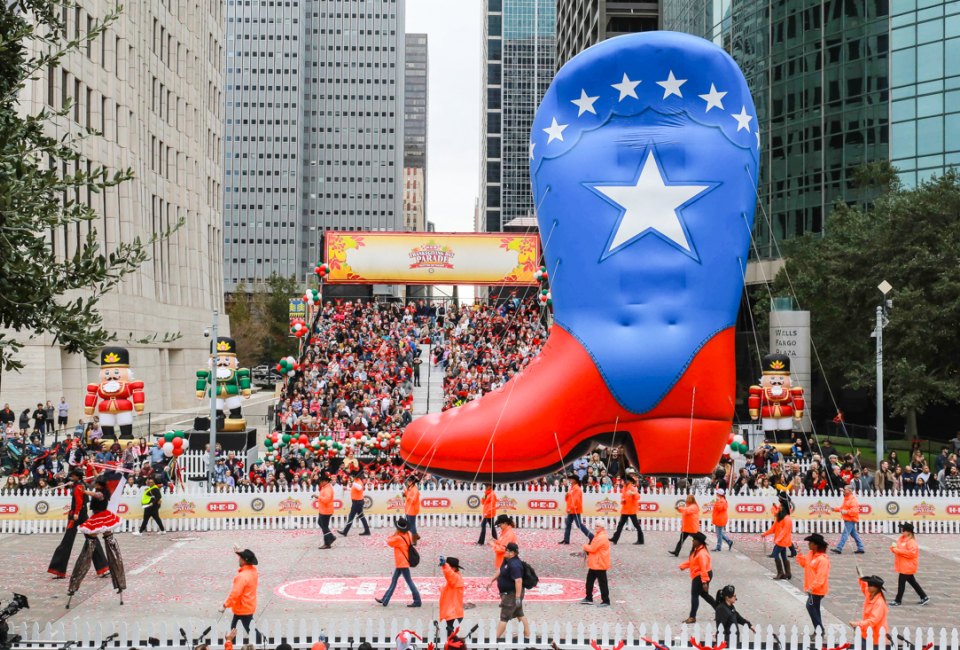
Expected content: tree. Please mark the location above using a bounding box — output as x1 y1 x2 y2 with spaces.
766 168 960 434
226 275 301 366
0 1 173 371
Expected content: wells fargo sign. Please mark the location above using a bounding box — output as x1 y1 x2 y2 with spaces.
324 232 541 285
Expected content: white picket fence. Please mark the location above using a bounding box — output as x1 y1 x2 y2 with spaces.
9 618 960 650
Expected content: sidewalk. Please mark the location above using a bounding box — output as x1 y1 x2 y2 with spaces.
411 345 444 417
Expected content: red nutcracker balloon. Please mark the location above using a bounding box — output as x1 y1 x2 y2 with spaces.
84 347 145 440
748 353 804 441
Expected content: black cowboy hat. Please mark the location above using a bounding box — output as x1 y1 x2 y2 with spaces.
861 575 885 591
394 517 409 532
899 522 915 533
691 532 708 544
494 514 514 526
235 549 258 565
804 533 828 548
445 557 463 570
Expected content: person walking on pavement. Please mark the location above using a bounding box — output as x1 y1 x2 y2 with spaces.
376 517 422 608
850 575 889 646
678 531 715 623
559 474 592 544
220 548 260 638
439 556 465 638
487 542 530 640
670 494 701 556
338 470 370 537
579 521 611 607
712 488 733 552
134 477 165 535
762 495 793 580
314 472 336 549
714 585 755 646
491 515 518 569
796 533 831 632
610 474 643 545
889 523 930 606
831 486 865 554
477 483 498 545
404 474 421 544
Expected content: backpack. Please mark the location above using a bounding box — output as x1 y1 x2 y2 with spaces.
405 541 421 568
520 560 538 589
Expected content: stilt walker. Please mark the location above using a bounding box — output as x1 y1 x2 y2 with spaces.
48 469 109 579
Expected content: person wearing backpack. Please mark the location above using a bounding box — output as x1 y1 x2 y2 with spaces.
376 517 422 608
487 541 530 640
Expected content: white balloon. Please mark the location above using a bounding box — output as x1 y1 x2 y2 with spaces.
181 437 190 450
162 442 174 457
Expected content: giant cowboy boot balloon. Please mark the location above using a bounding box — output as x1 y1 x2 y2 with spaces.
401 32 760 481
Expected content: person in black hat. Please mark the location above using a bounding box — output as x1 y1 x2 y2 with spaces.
610 474 644 545
403 474 422 544
439 556 465 637
677 531 716 623
376 517 421 608
559 474 593 544
47 468 109 579
220 547 260 638
313 472 336 549
850 575 888 644
477 483 498 545
487 541 530 640
714 584 755 646
796 533 831 632
889 522 929 606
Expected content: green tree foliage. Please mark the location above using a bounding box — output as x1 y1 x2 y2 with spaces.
226 275 301 366
0 2 174 371
766 168 960 426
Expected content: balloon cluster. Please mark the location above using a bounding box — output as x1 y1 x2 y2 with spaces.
158 430 189 458
262 429 402 460
314 262 331 278
290 318 308 338
303 288 321 306
276 356 299 376
722 432 749 459
534 265 552 307
533 265 549 283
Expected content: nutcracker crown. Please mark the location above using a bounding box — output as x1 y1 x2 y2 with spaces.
761 353 790 375
99 346 130 368
212 337 237 356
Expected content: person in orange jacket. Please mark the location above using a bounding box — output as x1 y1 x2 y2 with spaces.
491 514 518 569
404 475 421 543
313 472 336 549
849 575 889 645
889 522 929 606
438 556 465 637
376 517 422 607
559 474 593 544
338 469 370 537
579 521 612 606
477 483 498 545
831 486 865 554
796 533 830 632
611 474 643 545
220 548 260 638
678 531 715 623
670 494 701 556
761 494 793 580
711 488 732 552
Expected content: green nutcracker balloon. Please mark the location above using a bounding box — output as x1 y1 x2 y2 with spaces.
196 337 252 429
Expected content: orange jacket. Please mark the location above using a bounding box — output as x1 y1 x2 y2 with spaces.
439 564 465 621
679 545 712 581
566 484 583 515
621 483 640 515
680 503 701 533
583 528 611 570
890 534 919 575
223 564 258 615
404 485 420 516
492 526 517 569
796 551 830 596
763 515 793 548
854 579 889 641
482 489 497 519
316 483 334 515
711 497 728 527
350 479 364 501
387 531 415 568
834 493 860 522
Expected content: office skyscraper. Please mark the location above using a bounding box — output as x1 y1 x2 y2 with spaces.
404 33 428 232
481 0 555 233
224 0 405 289
556 0 660 67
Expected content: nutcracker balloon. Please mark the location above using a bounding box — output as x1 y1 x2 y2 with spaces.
748 353 805 440
196 337 251 431
84 347 145 440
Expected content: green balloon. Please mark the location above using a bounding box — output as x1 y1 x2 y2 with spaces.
282 434 291 443
164 431 175 442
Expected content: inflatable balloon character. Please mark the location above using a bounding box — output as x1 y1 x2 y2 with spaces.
748 353 804 441
84 347 144 440
196 337 251 431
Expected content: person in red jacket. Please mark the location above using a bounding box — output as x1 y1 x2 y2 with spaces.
438 556 465 637
219 548 260 639
849 575 889 645
796 533 830 632
670 494 701 557
404 475 421 544
491 515 518 569
761 496 793 580
376 518 422 607
559 474 593 544
579 521 612 606
889 522 929 606
831 486 865 554
711 488 732 552
313 472 336 549
338 469 370 537
477 483 498 545
678 532 715 623
610 474 643 545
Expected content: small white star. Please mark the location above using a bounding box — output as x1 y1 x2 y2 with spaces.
529 141 536 159
542 117 568 144
698 83 727 112
612 73 641 101
732 105 753 132
571 89 600 117
656 71 687 99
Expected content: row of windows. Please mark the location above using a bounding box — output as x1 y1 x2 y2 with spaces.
226 119 298 125
231 34 299 40
228 17 299 23
226 85 299 91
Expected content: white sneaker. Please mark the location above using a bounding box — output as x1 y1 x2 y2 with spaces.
131 531 142 536
158 530 166 535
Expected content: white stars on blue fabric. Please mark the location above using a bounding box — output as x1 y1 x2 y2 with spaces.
732 106 753 132
656 71 687 99
571 89 600 116
612 73 641 101
698 84 727 112
543 117 568 143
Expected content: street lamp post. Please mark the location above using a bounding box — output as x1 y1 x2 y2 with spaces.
875 281 892 465
208 310 219 485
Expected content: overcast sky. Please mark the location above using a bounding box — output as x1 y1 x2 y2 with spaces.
406 0 482 234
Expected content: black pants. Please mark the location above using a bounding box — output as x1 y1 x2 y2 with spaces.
611 514 644 543
895 573 927 602
230 614 262 641
689 571 715 618
673 531 694 555
317 513 335 546
477 517 498 544
340 500 369 535
445 617 463 638
140 505 165 533
585 569 610 604
48 523 108 577
806 593 824 631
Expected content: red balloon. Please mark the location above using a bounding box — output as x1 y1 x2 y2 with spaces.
298 434 309 444
173 447 184 457
172 437 184 448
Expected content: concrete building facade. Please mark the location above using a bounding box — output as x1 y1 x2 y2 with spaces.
2 0 226 413
556 0 660 67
